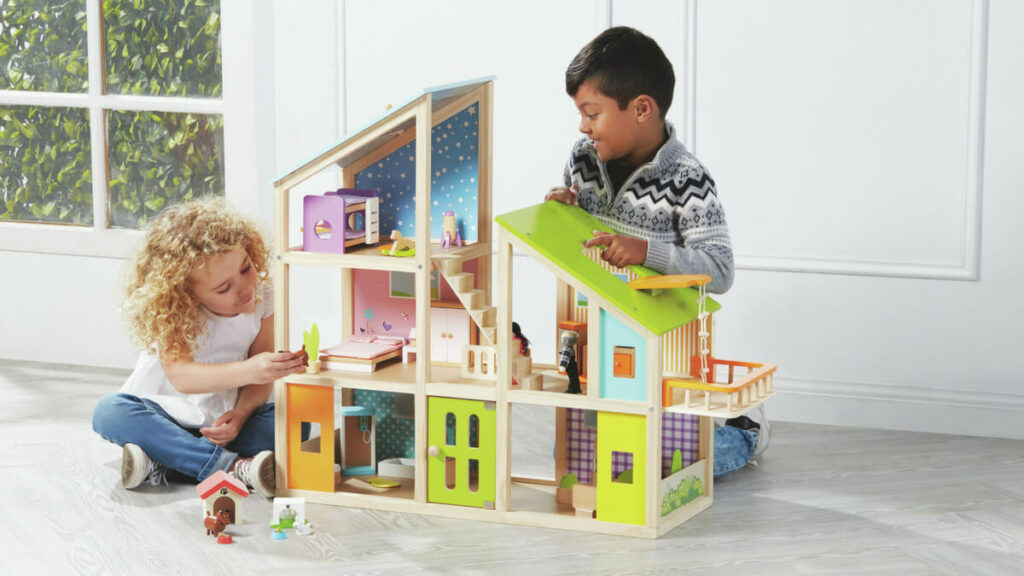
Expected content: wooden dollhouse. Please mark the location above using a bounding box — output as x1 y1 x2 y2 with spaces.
271 77 776 538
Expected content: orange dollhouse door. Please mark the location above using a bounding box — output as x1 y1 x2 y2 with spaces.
596 411 646 525
427 397 495 508
286 383 335 492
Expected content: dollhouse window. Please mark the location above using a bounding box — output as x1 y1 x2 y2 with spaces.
300 422 321 453
469 415 480 448
612 451 634 484
446 412 457 445
613 346 635 378
389 270 440 299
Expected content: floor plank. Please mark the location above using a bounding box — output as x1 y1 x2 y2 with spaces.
3 359 1024 575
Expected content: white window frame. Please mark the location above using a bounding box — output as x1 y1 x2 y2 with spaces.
0 0 265 259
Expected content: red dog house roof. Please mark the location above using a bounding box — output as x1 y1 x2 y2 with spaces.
196 470 249 500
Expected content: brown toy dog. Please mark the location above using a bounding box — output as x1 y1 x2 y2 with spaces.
204 509 231 537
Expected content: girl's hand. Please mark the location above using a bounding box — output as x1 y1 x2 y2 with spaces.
584 231 647 268
246 351 305 385
200 409 245 446
546 185 579 206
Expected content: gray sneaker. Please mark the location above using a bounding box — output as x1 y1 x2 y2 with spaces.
749 404 772 460
232 450 275 497
122 443 167 489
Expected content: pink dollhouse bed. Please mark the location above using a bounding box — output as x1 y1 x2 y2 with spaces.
321 334 405 373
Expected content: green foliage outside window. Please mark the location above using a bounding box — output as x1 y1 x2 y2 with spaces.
0 0 89 93
104 0 222 97
0 0 223 229
107 110 222 228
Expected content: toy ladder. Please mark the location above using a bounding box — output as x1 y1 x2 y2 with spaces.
430 250 497 345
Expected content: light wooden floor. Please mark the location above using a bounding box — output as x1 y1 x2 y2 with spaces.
4 358 1024 575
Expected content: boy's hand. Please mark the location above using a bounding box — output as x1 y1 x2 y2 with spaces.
546 185 579 206
585 231 647 268
246 351 305 385
200 409 245 446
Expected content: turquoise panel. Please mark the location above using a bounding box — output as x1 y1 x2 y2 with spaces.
351 390 415 461
600 309 647 402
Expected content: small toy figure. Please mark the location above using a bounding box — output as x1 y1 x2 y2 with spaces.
382 230 416 256
512 321 530 356
280 504 297 529
441 210 463 249
558 330 581 394
204 509 231 537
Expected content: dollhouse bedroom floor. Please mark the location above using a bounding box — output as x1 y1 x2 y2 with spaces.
5 358 1024 575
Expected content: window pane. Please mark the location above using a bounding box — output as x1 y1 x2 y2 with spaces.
0 0 89 93
103 0 222 97
107 110 223 228
0 105 92 225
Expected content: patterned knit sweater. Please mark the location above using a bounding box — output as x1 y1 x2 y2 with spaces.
563 122 734 293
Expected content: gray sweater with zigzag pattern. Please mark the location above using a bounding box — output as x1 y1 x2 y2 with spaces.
563 122 734 293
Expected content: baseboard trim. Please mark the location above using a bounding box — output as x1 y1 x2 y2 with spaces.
770 376 1024 440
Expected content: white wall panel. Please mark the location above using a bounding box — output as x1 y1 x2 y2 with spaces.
696 0 979 278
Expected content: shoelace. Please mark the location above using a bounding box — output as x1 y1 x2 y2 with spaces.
234 459 255 490
144 460 167 487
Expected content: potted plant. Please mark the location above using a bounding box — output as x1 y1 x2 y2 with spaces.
304 323 320 374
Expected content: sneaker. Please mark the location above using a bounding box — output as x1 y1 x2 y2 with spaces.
232 450 275 497
122 443 167 489
748 403 772 460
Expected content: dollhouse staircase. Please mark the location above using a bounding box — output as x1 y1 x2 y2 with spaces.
431 250 497 346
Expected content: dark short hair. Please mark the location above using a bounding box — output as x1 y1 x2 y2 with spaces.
565 26 674 117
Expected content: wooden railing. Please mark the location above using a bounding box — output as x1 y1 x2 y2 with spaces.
662 356 776 413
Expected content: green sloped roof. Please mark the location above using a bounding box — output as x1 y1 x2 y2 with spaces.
495 201 720 336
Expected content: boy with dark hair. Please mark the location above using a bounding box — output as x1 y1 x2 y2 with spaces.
548 27 767 473
547 26 733 294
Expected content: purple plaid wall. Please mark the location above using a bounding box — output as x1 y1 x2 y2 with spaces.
566 409 699 483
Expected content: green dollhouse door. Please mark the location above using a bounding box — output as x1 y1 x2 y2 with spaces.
427 397 495 509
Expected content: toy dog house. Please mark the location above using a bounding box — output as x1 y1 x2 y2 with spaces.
196 470 248 525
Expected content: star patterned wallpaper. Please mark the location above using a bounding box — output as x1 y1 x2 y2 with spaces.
354 105 479 242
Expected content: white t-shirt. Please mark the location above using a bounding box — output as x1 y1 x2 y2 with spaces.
120 283 274 428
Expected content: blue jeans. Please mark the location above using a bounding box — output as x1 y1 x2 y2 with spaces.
92 393 275 483
714 425 759 477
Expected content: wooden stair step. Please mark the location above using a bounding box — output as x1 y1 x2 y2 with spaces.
447 272 474 293
463 289 486 309
469 306 496 326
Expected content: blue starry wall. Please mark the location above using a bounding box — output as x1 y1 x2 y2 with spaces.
354 105 479 242
351 390 415 461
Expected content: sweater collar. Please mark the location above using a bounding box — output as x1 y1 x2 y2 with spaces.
651 121 687 173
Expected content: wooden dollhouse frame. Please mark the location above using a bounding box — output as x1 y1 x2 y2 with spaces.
270 78 776 538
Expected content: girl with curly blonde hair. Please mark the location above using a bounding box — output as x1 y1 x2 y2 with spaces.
93 198 305 495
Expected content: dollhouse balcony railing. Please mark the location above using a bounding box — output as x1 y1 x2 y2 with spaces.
662 357 777 416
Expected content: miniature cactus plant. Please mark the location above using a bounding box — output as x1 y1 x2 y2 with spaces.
303 323 320 372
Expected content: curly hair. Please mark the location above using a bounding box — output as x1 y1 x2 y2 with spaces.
122 197 271 361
